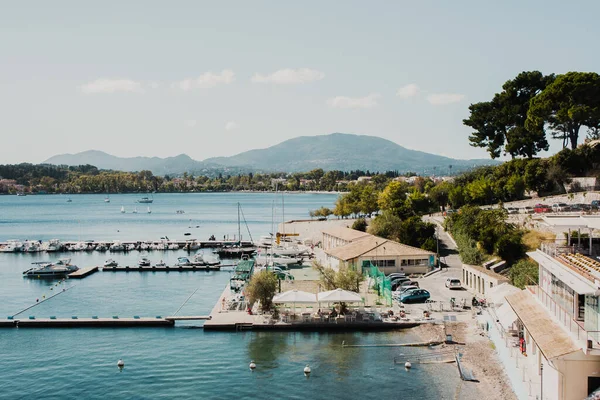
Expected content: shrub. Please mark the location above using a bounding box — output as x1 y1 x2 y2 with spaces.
352 218 368 232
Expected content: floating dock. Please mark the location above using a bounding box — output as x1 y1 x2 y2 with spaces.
68 266 99 279
0 315 211 328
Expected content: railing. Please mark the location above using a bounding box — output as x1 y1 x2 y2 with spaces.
528 285 600 350
539 241 589 257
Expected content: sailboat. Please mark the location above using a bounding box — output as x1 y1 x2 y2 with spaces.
120 206 126 214
215 203 256 258
147 207 152 214
133 207 138 214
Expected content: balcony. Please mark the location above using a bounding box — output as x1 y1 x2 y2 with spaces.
527 285 600 353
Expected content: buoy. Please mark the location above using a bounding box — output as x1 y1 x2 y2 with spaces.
405 361 412 369
117 359 124 368
304 364 311 375
249 361 256 370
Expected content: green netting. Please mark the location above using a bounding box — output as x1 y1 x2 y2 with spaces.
362 260 392 306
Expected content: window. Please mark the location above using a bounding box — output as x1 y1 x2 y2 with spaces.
372 259 396 268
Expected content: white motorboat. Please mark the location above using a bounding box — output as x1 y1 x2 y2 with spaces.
186 241 201 250
176 210 185 214
255 253 301 266
138 257 151 267
0 240 24 253
200 251 220 266
23 258 78 278
120 206 126 214
110 241 125 252
95 243 108 252
137 196 153 204
104 196 110 203
139 243 150 251
23 241 42 253
42 239 62 252
104 259 118 267
126 243 136 251
258 235 274 247
175 256 193 266
168 243 180 250
271 245 310 257
155 260 167 267
73 241 88 251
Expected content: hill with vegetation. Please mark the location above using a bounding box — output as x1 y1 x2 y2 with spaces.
44 133 498 176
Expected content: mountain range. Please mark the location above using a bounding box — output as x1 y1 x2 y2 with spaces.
44 133 498 176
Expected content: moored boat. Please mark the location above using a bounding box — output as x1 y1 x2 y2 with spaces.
23 258 78 278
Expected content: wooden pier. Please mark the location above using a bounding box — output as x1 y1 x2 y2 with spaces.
68 266 99 279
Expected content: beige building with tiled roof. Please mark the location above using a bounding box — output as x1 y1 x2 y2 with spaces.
322 227 436 274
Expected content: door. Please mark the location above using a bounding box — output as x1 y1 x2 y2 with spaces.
588 376 600 395
578 294 585 321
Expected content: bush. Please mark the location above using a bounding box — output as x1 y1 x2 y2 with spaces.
455 232 484 265
352 218 368 232
510 259 539 289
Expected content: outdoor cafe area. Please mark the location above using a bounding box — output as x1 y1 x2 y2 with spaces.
257 289 420 328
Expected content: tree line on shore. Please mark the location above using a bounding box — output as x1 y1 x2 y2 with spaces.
0 164 404 194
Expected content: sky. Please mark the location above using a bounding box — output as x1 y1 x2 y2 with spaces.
1 0 600 164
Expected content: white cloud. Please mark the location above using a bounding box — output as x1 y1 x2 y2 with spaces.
185 119 197 128
172 69 235 91
327 93 380 109
251 68 325 84
426 93 465 105
396 83 419 99
225 121 239 130
79 79 143 94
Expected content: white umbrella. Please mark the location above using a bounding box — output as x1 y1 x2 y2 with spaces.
272 290 317 319
317 288 363 303
272 290 317 304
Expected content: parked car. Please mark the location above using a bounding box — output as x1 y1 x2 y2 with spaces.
386 273 407 280
393 285 419 295
522 206 534 214
391 279 411 291
552 203 571 212
445 278 462 290
534 204 552 213
399 280 419 288
400 289 431 304
592 200 600 209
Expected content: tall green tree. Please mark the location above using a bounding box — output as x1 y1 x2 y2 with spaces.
464 71 554 158
527 71 600 149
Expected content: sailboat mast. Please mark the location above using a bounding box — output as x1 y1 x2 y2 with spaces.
237 202 241 244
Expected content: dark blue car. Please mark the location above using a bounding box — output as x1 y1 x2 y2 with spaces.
400 289 431 304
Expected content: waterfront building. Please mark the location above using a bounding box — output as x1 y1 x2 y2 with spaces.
462 263 510 297
490 242 600 400
322 227 436 274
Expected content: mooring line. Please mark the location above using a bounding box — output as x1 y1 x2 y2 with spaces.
11 284 77 318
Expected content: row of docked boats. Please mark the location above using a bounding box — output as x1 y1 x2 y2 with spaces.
103 251 221 269
0 239 209 253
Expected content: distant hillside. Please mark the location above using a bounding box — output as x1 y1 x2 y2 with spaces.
43 150 251 177
44 133 498 175
205 133 498 174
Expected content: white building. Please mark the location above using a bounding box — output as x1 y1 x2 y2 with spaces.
488 244 600 400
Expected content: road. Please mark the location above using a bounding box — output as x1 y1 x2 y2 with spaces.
405 216 473 315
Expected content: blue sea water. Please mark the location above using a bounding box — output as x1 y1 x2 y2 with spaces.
0 193 462 399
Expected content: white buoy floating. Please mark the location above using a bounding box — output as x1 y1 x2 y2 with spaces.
304 364 311 375
405 361 412 369
249 360 256 370
117 359 125 368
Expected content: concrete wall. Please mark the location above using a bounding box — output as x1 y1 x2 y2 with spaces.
462 264 509 296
